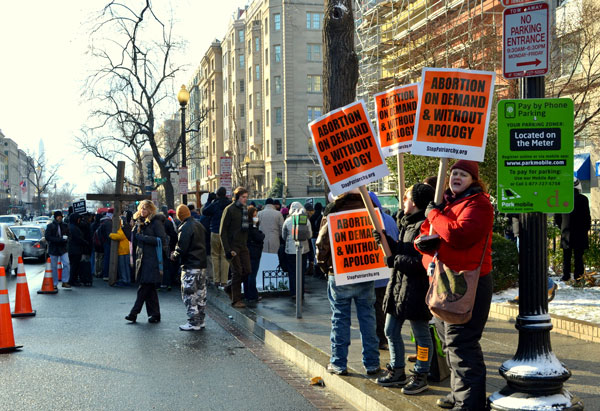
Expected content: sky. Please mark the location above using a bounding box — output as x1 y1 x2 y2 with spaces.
0 0 246 196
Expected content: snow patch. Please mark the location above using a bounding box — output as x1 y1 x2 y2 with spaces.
502 353 567 377
489 391 572 410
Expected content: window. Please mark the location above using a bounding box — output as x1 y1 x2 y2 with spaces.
277 171 283 179
307 44 321 61
306 13 322 29
241 128 246 142
276 139 283 154
256 92 261 107
238 30 244 43
240 79 245 93
213 141 216 154
308 106 322 122
248 40 251 53
255 37 260 52
249 94 252 109
274 76 282 94
265 17 268 34
266 109 269 126
240 104 245 118
249 67 252 81
275 107 282 125
308 170 323 187
307 75 322 92
265 79 269 96
255 65 260 80
274 45 281 62
265 48 269 65
212 120 215 133
239 54 245 68
256 120 261 136
274 13 281 31
250 121 253 136
267 171 270 185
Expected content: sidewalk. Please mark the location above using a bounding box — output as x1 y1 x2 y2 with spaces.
208 275 600 410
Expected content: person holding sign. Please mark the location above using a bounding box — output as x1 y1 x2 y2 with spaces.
415 160 493 410
374 183 434 395
315 189 380 376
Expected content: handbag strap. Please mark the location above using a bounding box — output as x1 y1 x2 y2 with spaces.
477 232 491 268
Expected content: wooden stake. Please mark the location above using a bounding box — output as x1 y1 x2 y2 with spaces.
397 153 405 208
430 158 449 235
358 185 391 258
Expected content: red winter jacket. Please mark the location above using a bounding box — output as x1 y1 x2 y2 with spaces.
418 189 493 277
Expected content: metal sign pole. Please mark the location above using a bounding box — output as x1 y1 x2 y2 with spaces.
295 241 303 319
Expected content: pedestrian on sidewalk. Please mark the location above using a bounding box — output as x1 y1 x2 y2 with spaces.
108 217 132 286
170 205 208 331
316 189 380 376
245 205 264 307
258 198 284 254
203 187 231 287
555 178 591 282
46 210 71 289
126 200 168 324
416 160 494 410
374 184 434 395
282 202 312 299
220 187 251 308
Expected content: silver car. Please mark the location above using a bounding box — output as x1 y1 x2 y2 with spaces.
0 223 23 275
10 225 47 262
0 215 21 225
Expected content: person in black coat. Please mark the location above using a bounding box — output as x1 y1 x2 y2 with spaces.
244 205 265 307
555 179 592 281
67 213 89 286
46 210 71 288
125 200 168 324
375 183 435 395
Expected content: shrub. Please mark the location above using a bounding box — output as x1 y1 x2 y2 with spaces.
491 233 519 292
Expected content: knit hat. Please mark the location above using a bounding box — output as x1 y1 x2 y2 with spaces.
53 210 63 218
216 187 227 197
410 183 435 210
450 160 479 180
281 207 289 217
168 209 176 215
176 204 191 221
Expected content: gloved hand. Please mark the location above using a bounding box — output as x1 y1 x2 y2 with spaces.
208 192 217 202
425 201 445 218
415 234 441 252
372 229 387 245
385 255 395 268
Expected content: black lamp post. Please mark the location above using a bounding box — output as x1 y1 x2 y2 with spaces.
177 84 190 205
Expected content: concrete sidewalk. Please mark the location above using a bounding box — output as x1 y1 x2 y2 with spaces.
208 275 600 410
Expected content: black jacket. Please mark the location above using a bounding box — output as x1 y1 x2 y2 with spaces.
172 217 207 269
382 210 432 321
247 225 265 260
68 219 89 256
46 219 69 256
554 190 591 250
133 214 168 284
202 196 232 233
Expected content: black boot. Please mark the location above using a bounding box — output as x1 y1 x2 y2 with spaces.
125 314 137 323
402 372 428 395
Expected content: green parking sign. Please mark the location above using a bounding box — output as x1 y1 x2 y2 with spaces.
497 98 574 213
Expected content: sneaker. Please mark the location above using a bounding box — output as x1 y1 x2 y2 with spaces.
62 282 71 289
401 372 429 395
436 396 455 409
179 322 205 331
376 364 407 386
125 314 137 323
366 366 382 375
407 354 417 363
548 283 558 302
148 316 161 323
326 363 348 376
379 342 389 350
232 301 246 308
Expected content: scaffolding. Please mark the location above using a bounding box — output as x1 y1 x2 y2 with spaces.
355 0 505 117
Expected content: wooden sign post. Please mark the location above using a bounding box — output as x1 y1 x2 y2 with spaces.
86 161 150 285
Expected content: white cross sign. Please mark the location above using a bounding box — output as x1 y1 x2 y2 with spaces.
503 2 549 79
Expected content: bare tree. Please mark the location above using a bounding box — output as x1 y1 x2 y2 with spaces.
548 0 600 142
82 0 187 209
26 152 60 214
48 183 77 211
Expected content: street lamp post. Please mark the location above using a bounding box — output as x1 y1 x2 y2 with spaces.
177 85 190 205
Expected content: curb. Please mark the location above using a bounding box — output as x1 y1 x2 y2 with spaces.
208 290 431 411
489 302 600 343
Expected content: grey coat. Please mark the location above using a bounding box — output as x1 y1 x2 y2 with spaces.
258 204 284 253
133 214 168 284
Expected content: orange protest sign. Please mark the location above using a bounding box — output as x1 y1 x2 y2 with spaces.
374 84 419 157
327 208 391 286
411 68 496 162
309 100 389 197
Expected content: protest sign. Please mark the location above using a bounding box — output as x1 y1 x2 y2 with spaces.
309 100 389 197
72 200 86 215
374 84 419 157
327 208 391 286
411 68 496 162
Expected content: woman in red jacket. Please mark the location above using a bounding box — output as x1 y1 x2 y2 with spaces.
417 160 493 411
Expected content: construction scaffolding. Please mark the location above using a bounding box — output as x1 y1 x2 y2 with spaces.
355 0 505 116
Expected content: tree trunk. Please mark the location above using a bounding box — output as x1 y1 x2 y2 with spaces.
323 0 358 113
160 167 175 210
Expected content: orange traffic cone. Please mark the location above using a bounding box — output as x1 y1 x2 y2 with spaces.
0 266 23 353
58 261 62 282
12 256 35 317
37 258 58 294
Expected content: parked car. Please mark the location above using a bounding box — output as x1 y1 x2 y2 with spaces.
10 225 47 262
33 216 52 226
0 215 22 225
0 223 23 275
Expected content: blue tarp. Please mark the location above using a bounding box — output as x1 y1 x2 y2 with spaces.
574 153 590 180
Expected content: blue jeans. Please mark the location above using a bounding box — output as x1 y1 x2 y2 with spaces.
327 276 380 371
102 242 111 279
117 254 131 284
385 314 432 373
50 253 70 286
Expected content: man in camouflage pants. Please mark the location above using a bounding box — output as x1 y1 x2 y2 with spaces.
170 205 208 331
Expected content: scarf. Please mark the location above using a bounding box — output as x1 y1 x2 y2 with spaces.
237 200 249 232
